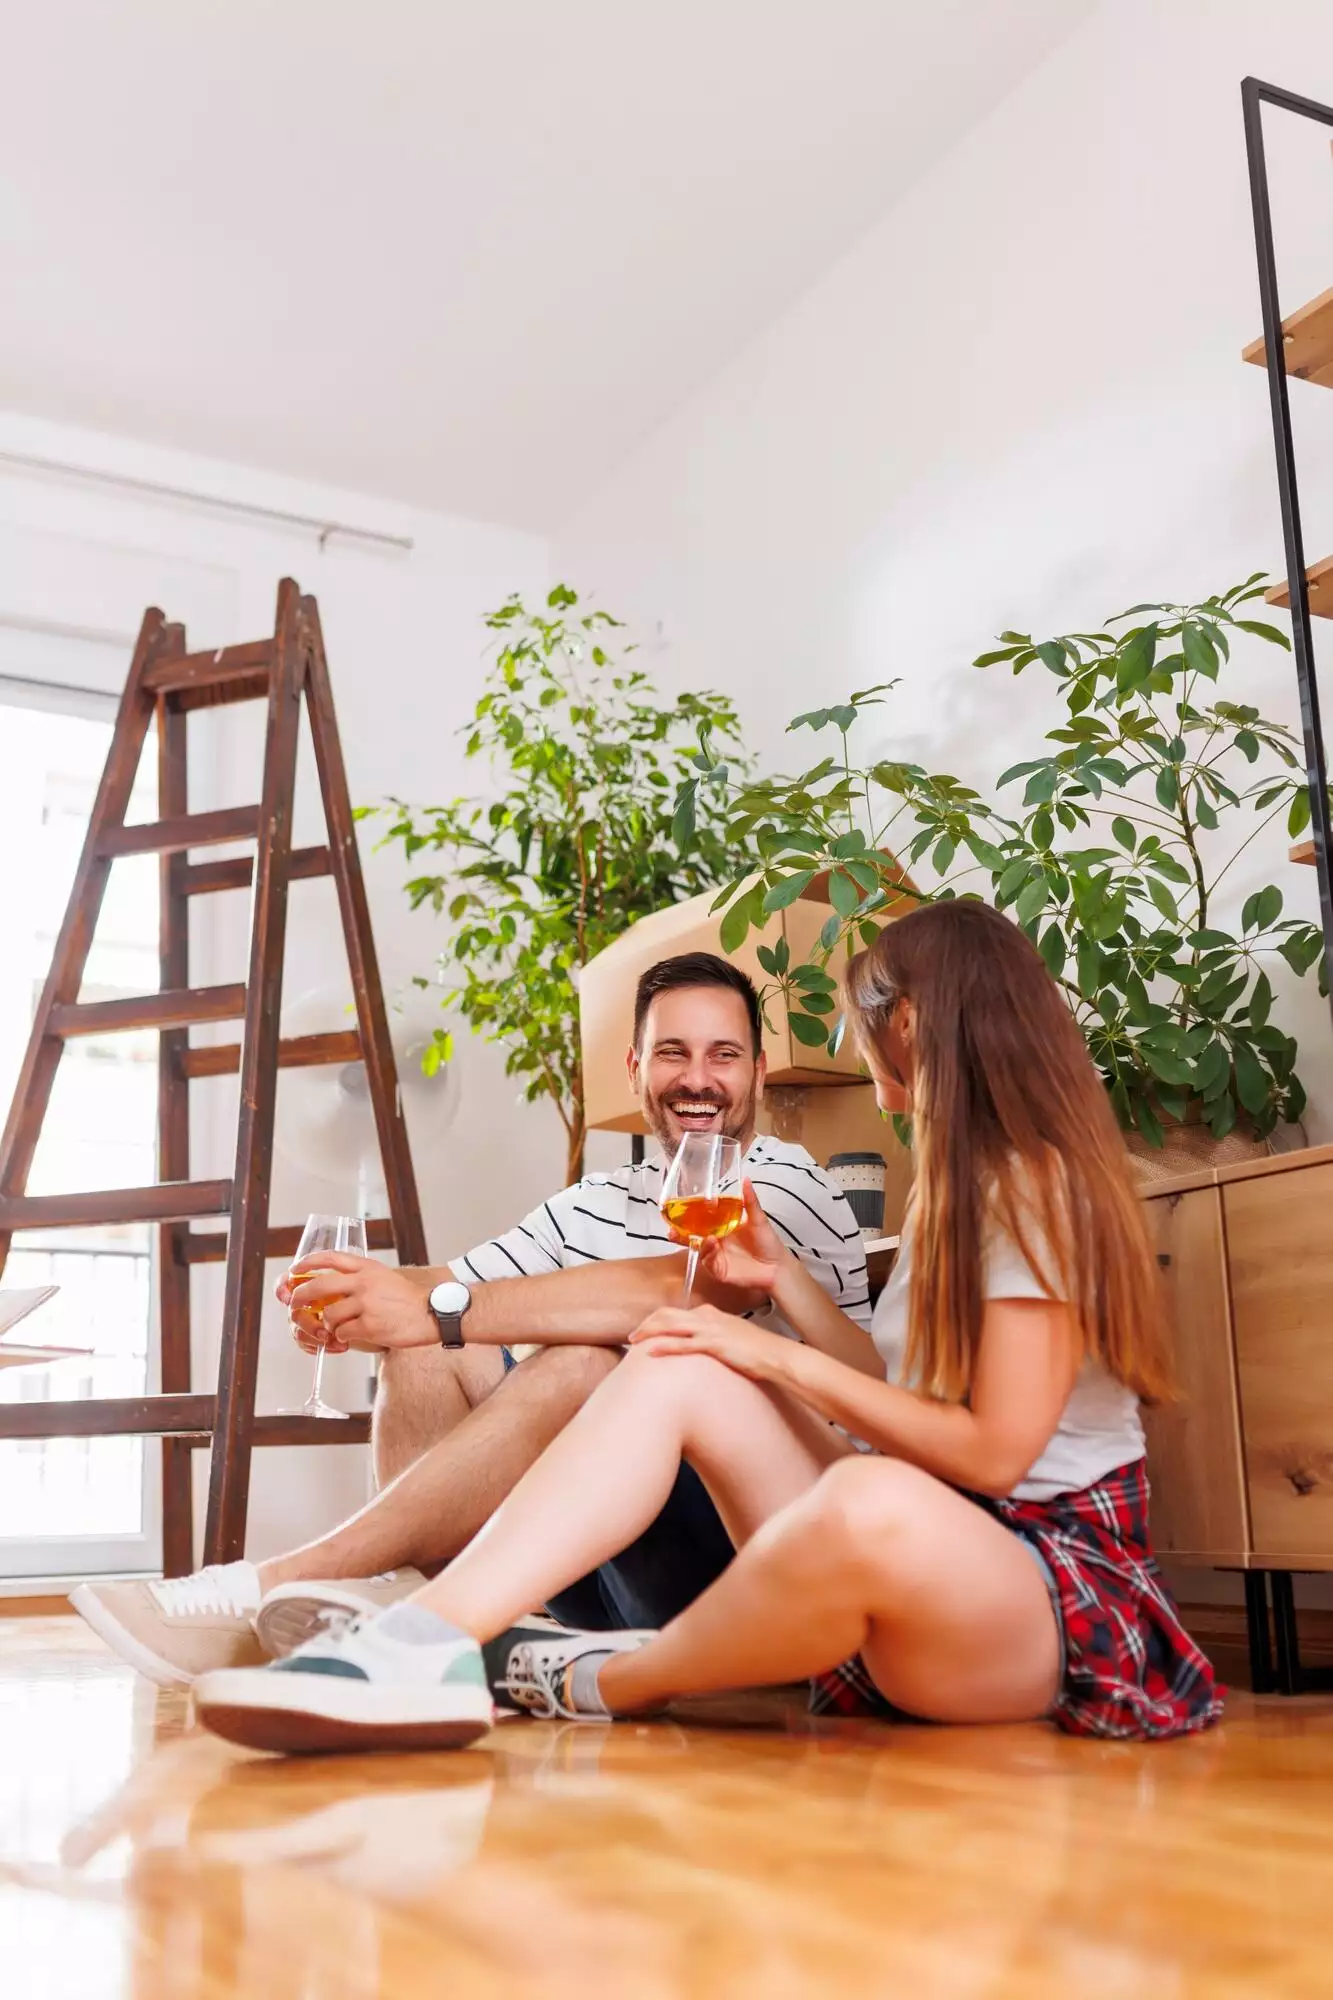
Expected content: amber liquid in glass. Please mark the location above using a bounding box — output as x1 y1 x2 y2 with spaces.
662 1194 745 1242
286 1278 346 1327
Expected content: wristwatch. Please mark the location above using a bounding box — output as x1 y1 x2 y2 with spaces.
427 1278 472 1348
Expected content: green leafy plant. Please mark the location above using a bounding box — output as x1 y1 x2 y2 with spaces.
362 586 751 1181
682 575 1327 1148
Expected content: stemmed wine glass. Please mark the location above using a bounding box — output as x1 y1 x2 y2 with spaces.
281 1212 367 1420
659 1134 745 1303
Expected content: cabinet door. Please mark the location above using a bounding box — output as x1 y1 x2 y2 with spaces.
1142 1186 1249 1565
1227 1162 1333 1566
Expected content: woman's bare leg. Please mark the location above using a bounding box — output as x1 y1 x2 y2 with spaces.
413 1350 852 1638
599 1456 1061 1726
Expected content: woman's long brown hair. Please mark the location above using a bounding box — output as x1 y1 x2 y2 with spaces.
845 900 1173 1404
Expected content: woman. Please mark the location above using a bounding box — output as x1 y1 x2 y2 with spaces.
195 900 1222 1752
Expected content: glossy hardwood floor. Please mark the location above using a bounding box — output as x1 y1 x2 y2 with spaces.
3 1613 1332 1999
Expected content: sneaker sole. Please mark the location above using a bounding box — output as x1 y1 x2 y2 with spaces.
68 1584 203 1688
193 1671 495 1756
254 1586 392 1661
254 1574 430 1660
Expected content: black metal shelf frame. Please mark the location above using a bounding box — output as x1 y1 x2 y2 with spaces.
1239 77 1333 1695
1242 75 1333 1015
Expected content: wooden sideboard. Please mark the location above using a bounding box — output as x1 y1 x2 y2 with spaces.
1142 1141 1333 1692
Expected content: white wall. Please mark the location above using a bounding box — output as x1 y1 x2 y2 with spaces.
555 0 1333 1141
0 409 550 1559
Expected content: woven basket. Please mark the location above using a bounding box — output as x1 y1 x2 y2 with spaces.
1123 1122 1270 1187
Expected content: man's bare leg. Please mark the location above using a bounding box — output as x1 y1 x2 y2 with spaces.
371 1344 505 1488
256 1345 619 1593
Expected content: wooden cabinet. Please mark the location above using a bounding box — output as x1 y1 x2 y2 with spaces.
1142 1187 1249 1564
1142 1145 1333 1574
1226 1161 1333 1566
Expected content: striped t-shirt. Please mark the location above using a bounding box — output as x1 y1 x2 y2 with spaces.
452 1136 872 1342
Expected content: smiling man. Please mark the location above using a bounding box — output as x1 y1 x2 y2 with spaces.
70 953 871 1687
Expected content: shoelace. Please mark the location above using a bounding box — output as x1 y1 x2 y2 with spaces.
499 1642 584 1722
149 1570 254 1619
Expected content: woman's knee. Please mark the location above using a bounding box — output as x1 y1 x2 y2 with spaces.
801 1456 940 1563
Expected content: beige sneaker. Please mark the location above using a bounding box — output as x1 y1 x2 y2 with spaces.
255 1569 429 1659
69 1562 264 1686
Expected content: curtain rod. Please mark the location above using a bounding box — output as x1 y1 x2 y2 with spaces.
0 448 415 553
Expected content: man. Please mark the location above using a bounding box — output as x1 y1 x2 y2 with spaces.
71 952 871 1684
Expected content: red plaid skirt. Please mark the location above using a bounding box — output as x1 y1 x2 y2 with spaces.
808 1458 1224 1740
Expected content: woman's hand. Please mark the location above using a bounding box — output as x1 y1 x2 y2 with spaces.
671 1179 793 1298
628 1302 797 1385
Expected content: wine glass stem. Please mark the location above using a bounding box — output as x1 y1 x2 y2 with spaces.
310 1344 328 1410
684 1240 701 1303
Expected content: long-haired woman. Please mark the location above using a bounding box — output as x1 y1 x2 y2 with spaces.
196 899 1222 1750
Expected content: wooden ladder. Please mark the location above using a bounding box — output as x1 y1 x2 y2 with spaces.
0 579 427 1569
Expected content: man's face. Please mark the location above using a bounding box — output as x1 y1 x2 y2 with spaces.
628 984 765 1153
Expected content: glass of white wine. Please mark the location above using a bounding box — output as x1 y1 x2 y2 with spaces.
281 1212 367 1420
659 1134 744 1303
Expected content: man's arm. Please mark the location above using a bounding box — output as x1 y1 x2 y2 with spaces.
284 1250 767 1353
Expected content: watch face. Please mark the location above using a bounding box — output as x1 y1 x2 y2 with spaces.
429 1280 471 1316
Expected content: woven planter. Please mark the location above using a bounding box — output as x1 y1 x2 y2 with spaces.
1124 1120 1270 1187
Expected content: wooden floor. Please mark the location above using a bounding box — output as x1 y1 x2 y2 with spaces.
3 1616 1333 1999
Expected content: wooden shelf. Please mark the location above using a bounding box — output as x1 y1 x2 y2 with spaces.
1243 284 1333 387
1266 550 1333 617
1291 840 1315 866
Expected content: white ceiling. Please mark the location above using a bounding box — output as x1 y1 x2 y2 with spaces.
0 1 1093 531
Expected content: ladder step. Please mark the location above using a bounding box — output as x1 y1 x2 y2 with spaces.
0 1180 232 1230
180 844 332 895
181 1217 396 1264
100 806 259 859
179 1029 361 1080
52 984 247 1037
0 1396 369 1447
143 640 272 711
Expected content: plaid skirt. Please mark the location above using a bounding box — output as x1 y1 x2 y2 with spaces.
808 1458 1224 1741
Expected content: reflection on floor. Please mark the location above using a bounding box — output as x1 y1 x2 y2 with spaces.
2 1613 1332 1999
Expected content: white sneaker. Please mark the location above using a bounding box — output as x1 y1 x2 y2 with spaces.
193 1602 494 1755
255 1569 428 1659
69 1563 264 1685
499 1627 656 1721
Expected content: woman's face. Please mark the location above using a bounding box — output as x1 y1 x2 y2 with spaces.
861 999 915 1115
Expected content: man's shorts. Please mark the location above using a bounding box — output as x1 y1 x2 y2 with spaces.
546 1462 734 1631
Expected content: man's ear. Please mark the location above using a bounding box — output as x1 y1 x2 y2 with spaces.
754 1049 768 1101
626 1041 641 1093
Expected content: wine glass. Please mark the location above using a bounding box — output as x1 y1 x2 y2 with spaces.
280 1213 367 1420
659 1134 744 1304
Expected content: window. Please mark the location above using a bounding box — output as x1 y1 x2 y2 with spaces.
0 687 160 1577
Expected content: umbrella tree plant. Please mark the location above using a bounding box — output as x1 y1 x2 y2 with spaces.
679 576 1327 1148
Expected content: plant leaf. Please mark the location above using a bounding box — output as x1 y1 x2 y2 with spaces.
763 870 817 913
828 870 860 917
1232 1040 1270 1116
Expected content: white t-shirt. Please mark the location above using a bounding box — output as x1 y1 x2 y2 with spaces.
870 1198 1145 1502
452 1137 873 1348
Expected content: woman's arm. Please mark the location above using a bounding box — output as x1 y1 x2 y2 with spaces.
633 1297 1079 1498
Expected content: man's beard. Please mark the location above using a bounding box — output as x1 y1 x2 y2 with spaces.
642 1079 757 1154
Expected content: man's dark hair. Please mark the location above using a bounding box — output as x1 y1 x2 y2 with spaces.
633 952 763 1055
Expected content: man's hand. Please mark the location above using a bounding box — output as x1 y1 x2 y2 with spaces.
281 1254 434 1354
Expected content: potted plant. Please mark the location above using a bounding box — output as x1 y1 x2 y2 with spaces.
679 576 1327 1168
361 586 753 1182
